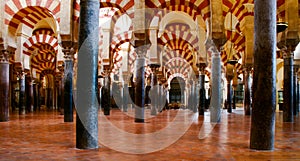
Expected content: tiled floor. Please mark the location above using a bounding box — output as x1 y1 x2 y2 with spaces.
0 108 300 161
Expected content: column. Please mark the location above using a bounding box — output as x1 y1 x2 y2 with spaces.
293 67 298 116
226 75 233 113
197 63 206 115
55 75 62 111
76 0 99 149
205 39 222 123
134 52 146 122
0 50 10 121
283 50 294 121
58 65 64 114
192 81 198 113
63 47 74 122
250 0 276 150
243 65 252 115
226 61 237 113
149 64 160 115
18 71 26 115
25 75 34 112
102 71 111 115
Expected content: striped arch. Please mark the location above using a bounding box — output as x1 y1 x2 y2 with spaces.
165 23 190 32
146 0 210 21
33 28 55 37
5 0 60 33
158 31 199 52
110 31 132 54
111 52 123 74
33 62 56 74
73 0 134 23
23 34 58 56
164 58 192 79
162 49 194 66
225 31 244 57
277 0 285 20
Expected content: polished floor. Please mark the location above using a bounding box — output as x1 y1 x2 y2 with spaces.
0 107 300 161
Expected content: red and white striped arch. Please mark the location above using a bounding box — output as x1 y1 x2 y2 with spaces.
158 31 199 52
146 0 210 21
110 31 132 54
162 49 194 66
73 0 134 23
164 57 192 79
33 62 56 73
23 34 58 56
40 68 56 77
5 0 60 33
111 52 123 74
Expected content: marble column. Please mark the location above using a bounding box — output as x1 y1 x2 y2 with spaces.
0 50 10 121
76 0 99 149
25 75 34 112
58 65 64 114
18 71 26 115
102 73 111 115
197 63 206 116
63 48 74 122
243 65 252 115
134 53 146 122
293 68 298 116
283 51 294 122
226 77 232 113
192 81 198 113
149 64 160 115
250 0 276 150
205 39 222 123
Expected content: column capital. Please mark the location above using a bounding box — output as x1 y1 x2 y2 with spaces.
197 63 207 74
148 63 160 73
0 50 9 63
63 47 75 61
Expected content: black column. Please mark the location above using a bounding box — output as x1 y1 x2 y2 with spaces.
0 50 10 121
102 75 111 115
283 53 294 122
76 0 99 149
19 72 26 115
293 70 298 116
63 49 74 122
198 74 205 115
226 79 232 113
134 55 146 122
250 0 276 150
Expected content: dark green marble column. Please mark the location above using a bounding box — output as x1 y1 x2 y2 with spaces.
18 72 26 115
283 52 294 122
76 0 99 149
250 0 276 150
0 50 10 121
63 48 74 122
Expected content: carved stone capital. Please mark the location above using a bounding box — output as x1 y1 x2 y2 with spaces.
0 50 9 63
62 47 75 61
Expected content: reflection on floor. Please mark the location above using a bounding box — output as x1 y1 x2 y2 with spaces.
0 108 299 160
